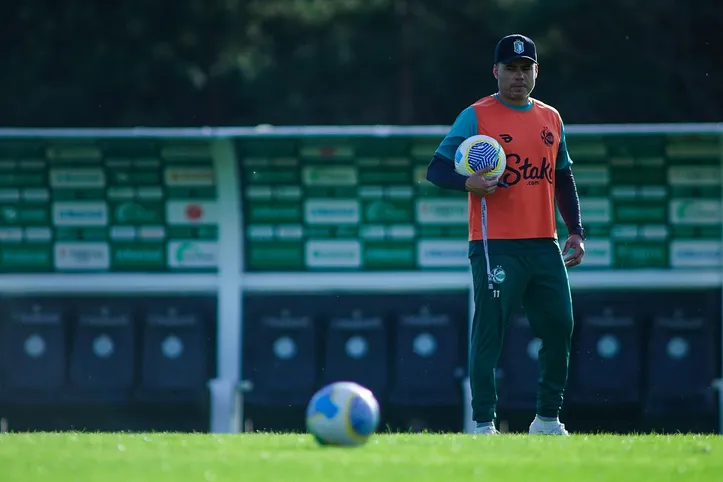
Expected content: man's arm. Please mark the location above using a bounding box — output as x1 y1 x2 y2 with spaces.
426 107 478 192
554 122 583 236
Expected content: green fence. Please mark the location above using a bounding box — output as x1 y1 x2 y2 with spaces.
0 125 720 275
0 139 218 273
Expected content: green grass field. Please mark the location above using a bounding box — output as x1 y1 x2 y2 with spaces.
0 432 721 482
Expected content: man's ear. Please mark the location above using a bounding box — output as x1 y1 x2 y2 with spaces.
534 64 539 78
493 63 499 79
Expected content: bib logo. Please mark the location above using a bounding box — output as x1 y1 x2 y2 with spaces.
500 153 553 187
541 127 555 146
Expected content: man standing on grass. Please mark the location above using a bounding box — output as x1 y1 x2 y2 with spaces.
426 34 585 435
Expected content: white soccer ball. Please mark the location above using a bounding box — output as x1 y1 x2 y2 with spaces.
454 134 507 178
306 381 380 447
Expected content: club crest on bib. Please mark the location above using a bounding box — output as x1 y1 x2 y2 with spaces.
541 126 555 147
491 266 507 284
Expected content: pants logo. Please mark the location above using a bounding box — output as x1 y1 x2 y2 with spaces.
491 266 506 284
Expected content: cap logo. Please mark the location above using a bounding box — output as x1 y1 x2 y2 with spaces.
513 39 524 54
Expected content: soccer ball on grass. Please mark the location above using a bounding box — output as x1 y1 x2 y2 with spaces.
306 381 380 447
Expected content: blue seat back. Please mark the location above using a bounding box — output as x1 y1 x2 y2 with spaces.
0 298 67 392
572 310 641 403
242 295 318 406
645 313 716 414
69 301 135 390
322 309 389 397
140 298 213 392
389 293 467 405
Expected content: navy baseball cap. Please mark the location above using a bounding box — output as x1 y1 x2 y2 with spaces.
494 34 537 64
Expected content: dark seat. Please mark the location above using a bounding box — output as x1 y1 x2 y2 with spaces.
389 301 465 406
242 295 318 407
0 298 68 404
644 312 716 418
135 297 215 405
569 308 641 405
321 309 389 399
65 300 135 404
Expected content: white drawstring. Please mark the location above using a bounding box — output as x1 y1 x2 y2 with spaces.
481 197 493 290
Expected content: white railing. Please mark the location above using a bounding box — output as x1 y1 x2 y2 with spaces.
0 122 720 137
0 123 721 434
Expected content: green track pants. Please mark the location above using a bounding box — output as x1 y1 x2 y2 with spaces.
469 250 574 423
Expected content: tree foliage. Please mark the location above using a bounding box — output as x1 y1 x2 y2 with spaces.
0 0 719 127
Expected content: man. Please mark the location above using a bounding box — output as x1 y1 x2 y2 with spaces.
426 34 585 435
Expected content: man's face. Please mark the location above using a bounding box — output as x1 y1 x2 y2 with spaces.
494 59 537 100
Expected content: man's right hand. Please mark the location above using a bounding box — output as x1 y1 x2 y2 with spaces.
465 166 499 197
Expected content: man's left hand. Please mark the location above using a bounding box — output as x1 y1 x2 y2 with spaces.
563 234 585 268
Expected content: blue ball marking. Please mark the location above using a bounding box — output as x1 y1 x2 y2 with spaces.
348 395 376 436
467 142 499 172
311 388 339 419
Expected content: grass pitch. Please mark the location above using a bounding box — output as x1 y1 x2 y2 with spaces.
0 432 721 482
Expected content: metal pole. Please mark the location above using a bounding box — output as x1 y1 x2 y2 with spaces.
209 138 243 433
